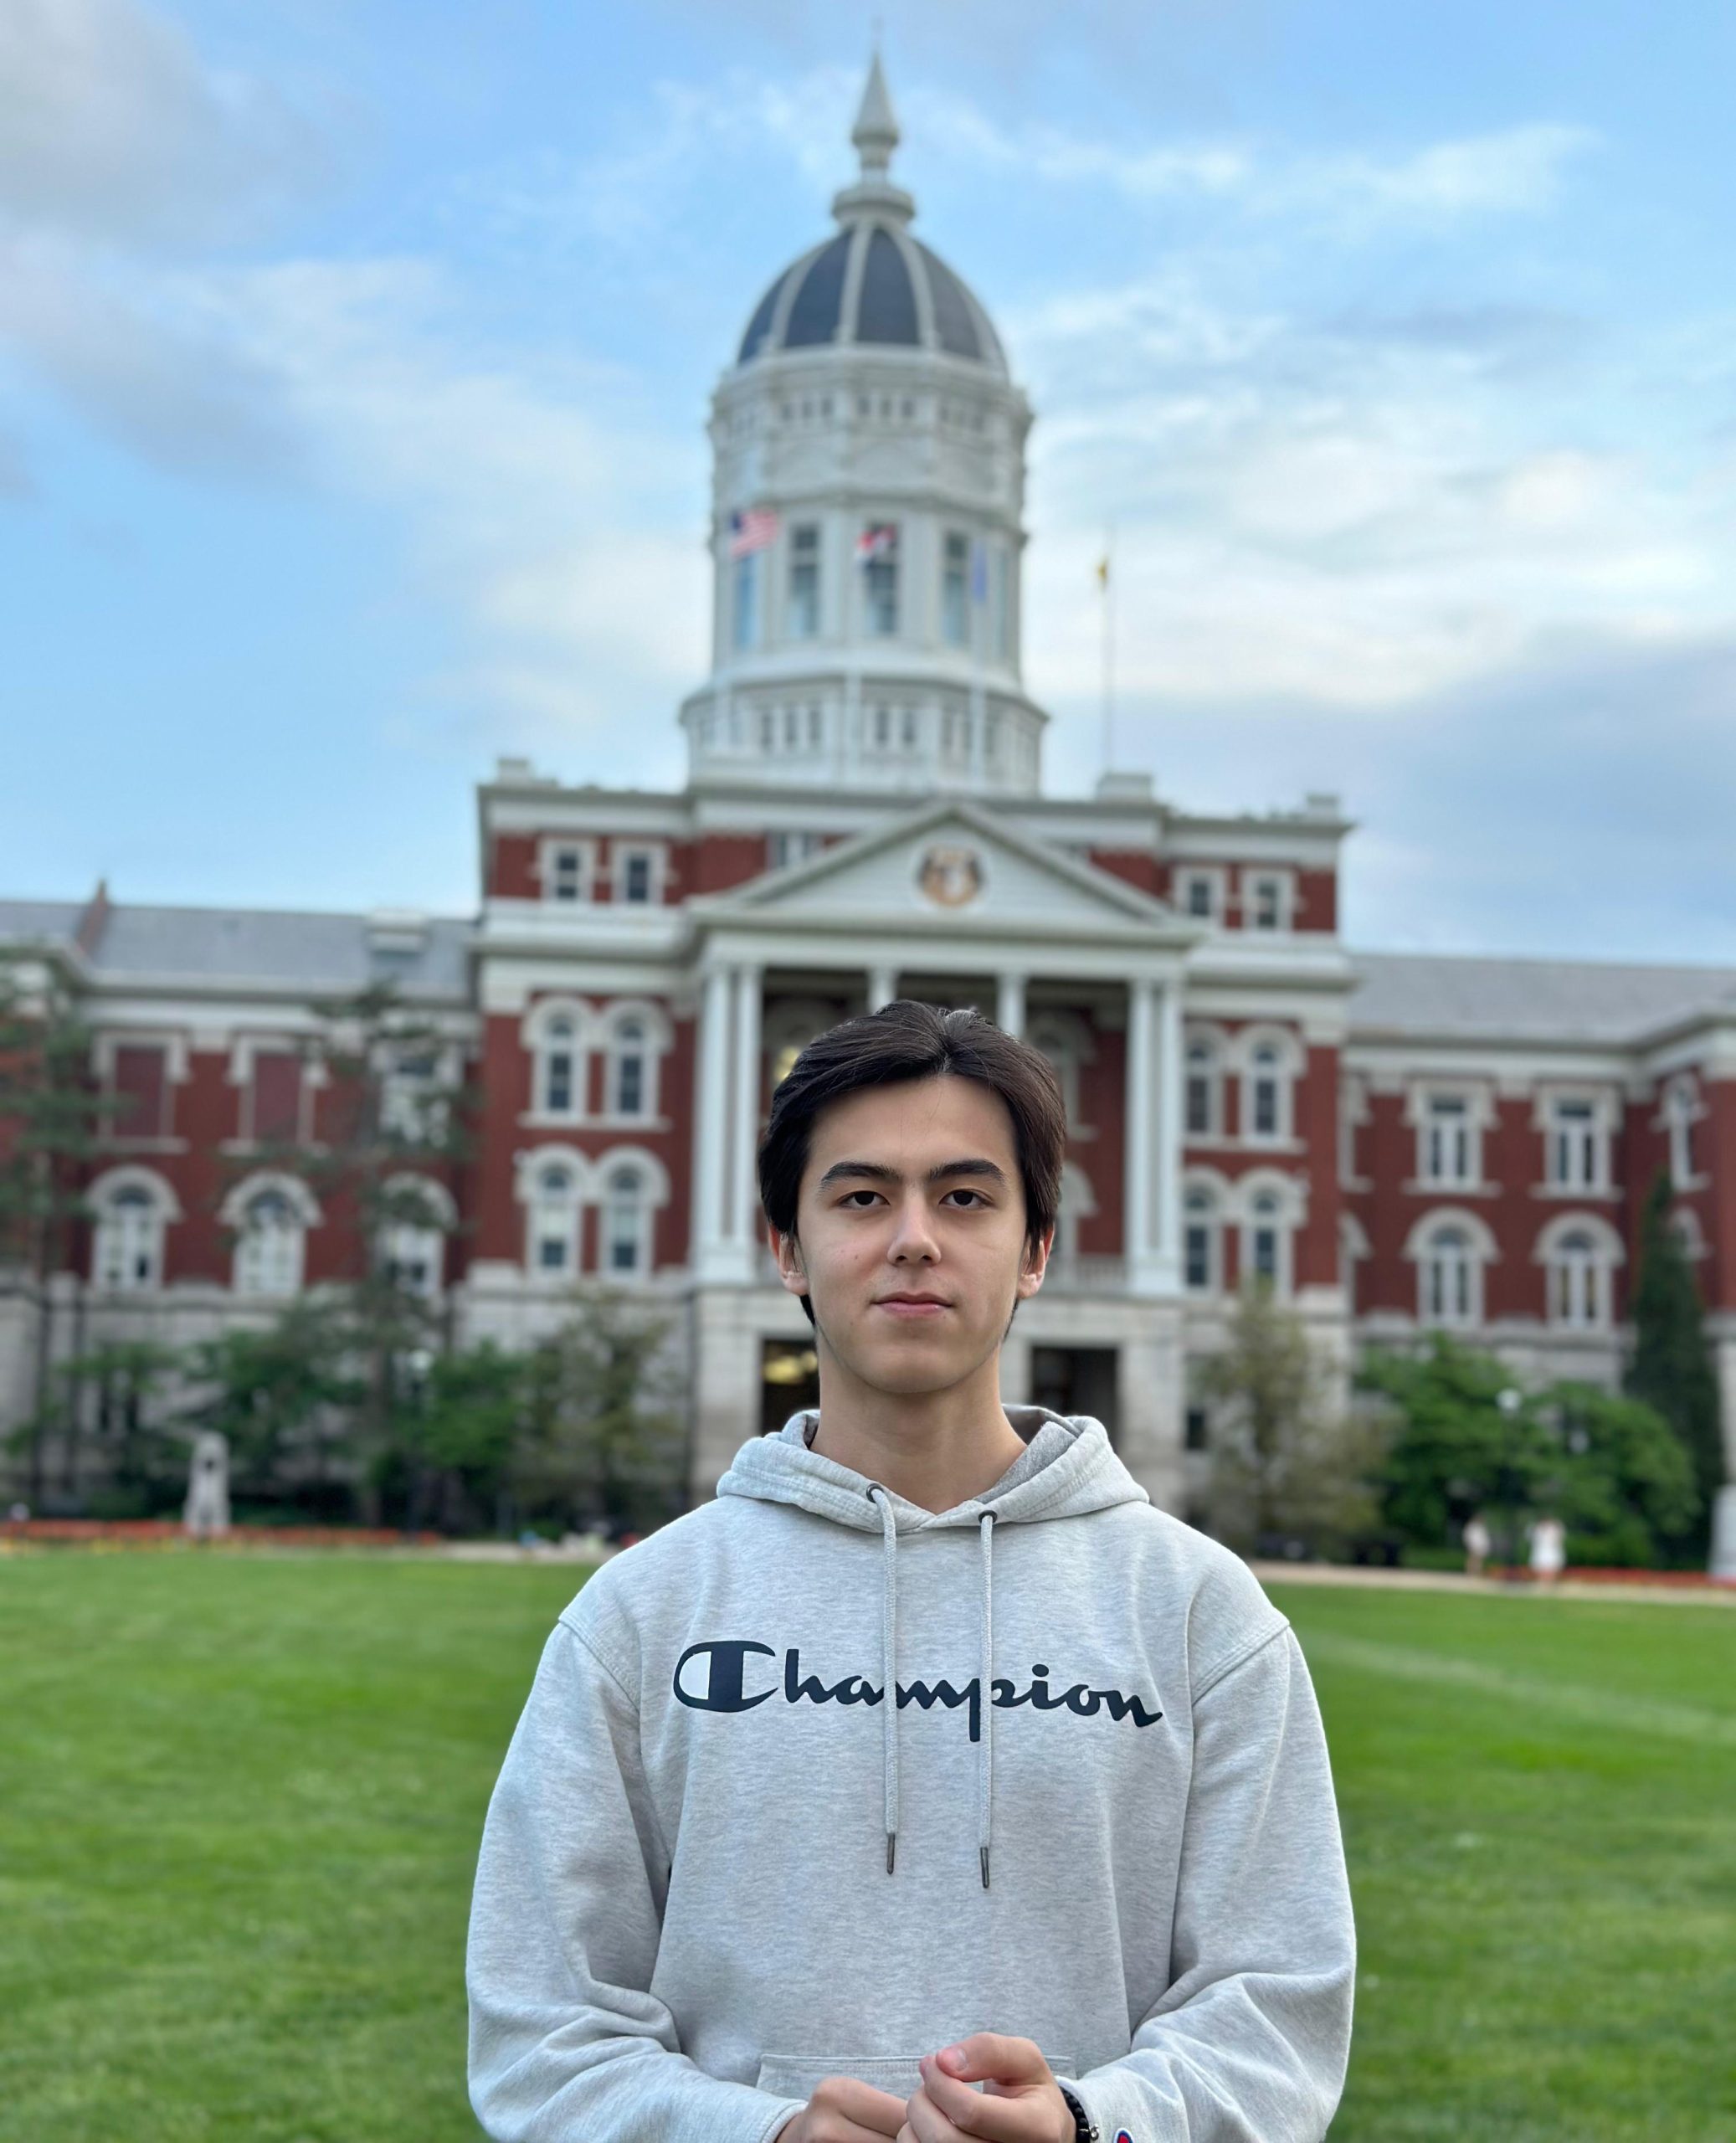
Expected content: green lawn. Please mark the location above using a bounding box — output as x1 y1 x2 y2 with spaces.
0 1554 1730 2143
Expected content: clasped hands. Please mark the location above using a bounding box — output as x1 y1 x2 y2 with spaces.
773 2033 1074 2143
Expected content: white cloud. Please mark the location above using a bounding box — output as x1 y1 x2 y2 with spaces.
0 0 329 247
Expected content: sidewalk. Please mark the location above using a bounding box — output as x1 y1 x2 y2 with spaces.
1249 1560 1736 1607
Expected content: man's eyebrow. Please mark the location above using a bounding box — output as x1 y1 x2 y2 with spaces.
815 1157 1010 1191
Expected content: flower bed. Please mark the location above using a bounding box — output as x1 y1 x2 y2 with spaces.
0 1518 443 1549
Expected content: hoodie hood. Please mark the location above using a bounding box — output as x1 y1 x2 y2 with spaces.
716 1406 1149 1888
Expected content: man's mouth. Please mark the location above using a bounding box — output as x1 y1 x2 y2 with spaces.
875 1293 951 1317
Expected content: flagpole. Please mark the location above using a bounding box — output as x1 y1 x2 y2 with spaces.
1100 525 1115 775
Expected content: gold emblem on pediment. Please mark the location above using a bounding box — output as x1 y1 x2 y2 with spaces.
917 842 984 908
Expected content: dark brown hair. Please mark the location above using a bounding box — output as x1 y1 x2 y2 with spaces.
758 999 1067 1327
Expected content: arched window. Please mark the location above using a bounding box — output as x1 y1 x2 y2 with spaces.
235 1188 306 1298
527 1160 581 1277
540 1014 579 1116
1549 1227 1603 1327
378 1176 454 1299
1420 1224 1479 1328
1538 1214 1622 1330
1661 1076 1700 1188
602 1164 653 1277
1184 1034 1223 1139
1183 1181 1222 1294
1238 1030 1297 1146
1245 1189 1286 1293
90 1172 176 1291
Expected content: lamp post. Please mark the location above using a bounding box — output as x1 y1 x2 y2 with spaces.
403 1345 434 1540
1496 1385 1524 1582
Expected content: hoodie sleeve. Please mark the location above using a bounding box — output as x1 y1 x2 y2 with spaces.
1067 1624 1356 2142
466 1616 807 2143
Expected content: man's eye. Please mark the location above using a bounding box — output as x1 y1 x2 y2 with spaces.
943 1189 987 1207
840 1190 881 1207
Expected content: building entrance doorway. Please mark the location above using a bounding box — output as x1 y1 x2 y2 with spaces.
1029 1345 1118 1444
761 1337 820 1435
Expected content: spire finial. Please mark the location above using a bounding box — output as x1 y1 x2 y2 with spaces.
852 47 899 183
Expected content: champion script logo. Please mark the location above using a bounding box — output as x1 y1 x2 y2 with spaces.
673 1641 1163 1745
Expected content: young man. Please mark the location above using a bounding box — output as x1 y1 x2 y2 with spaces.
467 1000 1356 2143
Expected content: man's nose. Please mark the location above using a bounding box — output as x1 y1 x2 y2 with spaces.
887 1194 940 1259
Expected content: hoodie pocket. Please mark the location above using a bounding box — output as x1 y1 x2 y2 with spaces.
754 2051 1077 2104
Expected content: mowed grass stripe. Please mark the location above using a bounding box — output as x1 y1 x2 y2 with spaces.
1295 1627 1736 1748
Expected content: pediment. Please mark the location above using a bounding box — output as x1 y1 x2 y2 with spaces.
717 800 1174 934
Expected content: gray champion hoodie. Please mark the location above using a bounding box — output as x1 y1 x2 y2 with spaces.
465 1406 1356 2142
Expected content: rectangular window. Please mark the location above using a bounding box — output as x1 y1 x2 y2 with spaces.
1423 1097 1473 1185
862 525 899 635
1184 1402 1210 1452
1550 1100 1601 1188
942 532 969 646
788 524 819 638
1184 876 1215 919
732 551 761 649
548 845 586 902
110 1044 169 1139
620 851 654 904
251 1051 304 1144
1252 1078 1279 1138
1248 875 1286 930
1184 1226 1211 1292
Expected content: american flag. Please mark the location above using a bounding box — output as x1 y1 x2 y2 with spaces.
728 507 780 560
856 522 898 563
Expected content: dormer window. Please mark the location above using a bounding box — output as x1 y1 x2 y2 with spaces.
543 842 591 904
1246 871 1292 932
1177 869 1224 923
614 845 662 905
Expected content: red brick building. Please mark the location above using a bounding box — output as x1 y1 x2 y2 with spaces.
4 64 1733 1516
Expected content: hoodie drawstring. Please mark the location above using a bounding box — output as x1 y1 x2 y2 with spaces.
865 1486 997 1890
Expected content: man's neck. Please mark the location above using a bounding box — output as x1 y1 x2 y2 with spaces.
804 1354 1030 1514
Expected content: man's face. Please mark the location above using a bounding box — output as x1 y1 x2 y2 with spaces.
773 1073 1050 1396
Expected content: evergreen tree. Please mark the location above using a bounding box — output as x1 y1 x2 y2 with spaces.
1626 1169 1724 1557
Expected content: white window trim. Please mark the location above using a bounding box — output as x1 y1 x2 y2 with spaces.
1240 866 1296 933
1174 866 1226 927
1533 1084 1616 1194
224 1036 325 1149
1339 1072 1372 1190
1403 1207 1498 1330
612 842 668 907
592 1144 671 1282
1235 1026 1302 1149
1184 1024 1228 1141
1182 1169 1230 1296
536 835 598 905
87 1165 182 1292
1052 1159 1098 1265
521 996 592 1125
1029 1010 1097 1138
221 1170 322 1298
1655 1074 1708 1191
377 1172 458 1298
516 1145 591 1280
594 1000 674 1125
90 1029 191 1148
1535 1211 1624 1332
1405 1080 1494 1191
1234 1168 1306 1300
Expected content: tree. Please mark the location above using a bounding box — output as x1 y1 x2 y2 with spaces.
181 1302 362 1513
1358 1334 1556 1558
1359 1334 1703 1567
1626 1169 1724 1557
0 949 105 1505
514 1288 690 1539
1197 1278 1387 1557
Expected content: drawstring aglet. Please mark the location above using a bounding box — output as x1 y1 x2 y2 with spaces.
979 1845 991 1889
886 1832 896 1875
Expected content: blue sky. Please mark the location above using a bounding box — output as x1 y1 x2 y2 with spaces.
3 0 1733 958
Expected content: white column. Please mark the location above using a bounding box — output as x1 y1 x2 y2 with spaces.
1125 976 1155 1292
867 964 898 1012
730 963 763 1257
1153 977 1184 1291
997 970 1026 1036
693 964 733 1276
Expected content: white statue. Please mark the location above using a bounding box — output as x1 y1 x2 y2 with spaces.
183 1431 231 1539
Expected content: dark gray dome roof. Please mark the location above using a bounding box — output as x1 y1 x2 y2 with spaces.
737 217 1007 374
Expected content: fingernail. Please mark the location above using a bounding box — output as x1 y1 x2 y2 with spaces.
942 2047 965 2071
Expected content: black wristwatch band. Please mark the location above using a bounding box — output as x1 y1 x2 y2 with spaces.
1057 2083 1100 2140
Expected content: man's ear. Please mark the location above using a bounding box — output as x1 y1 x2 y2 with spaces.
773 1226 809 1298
1016 1222 1055 1298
